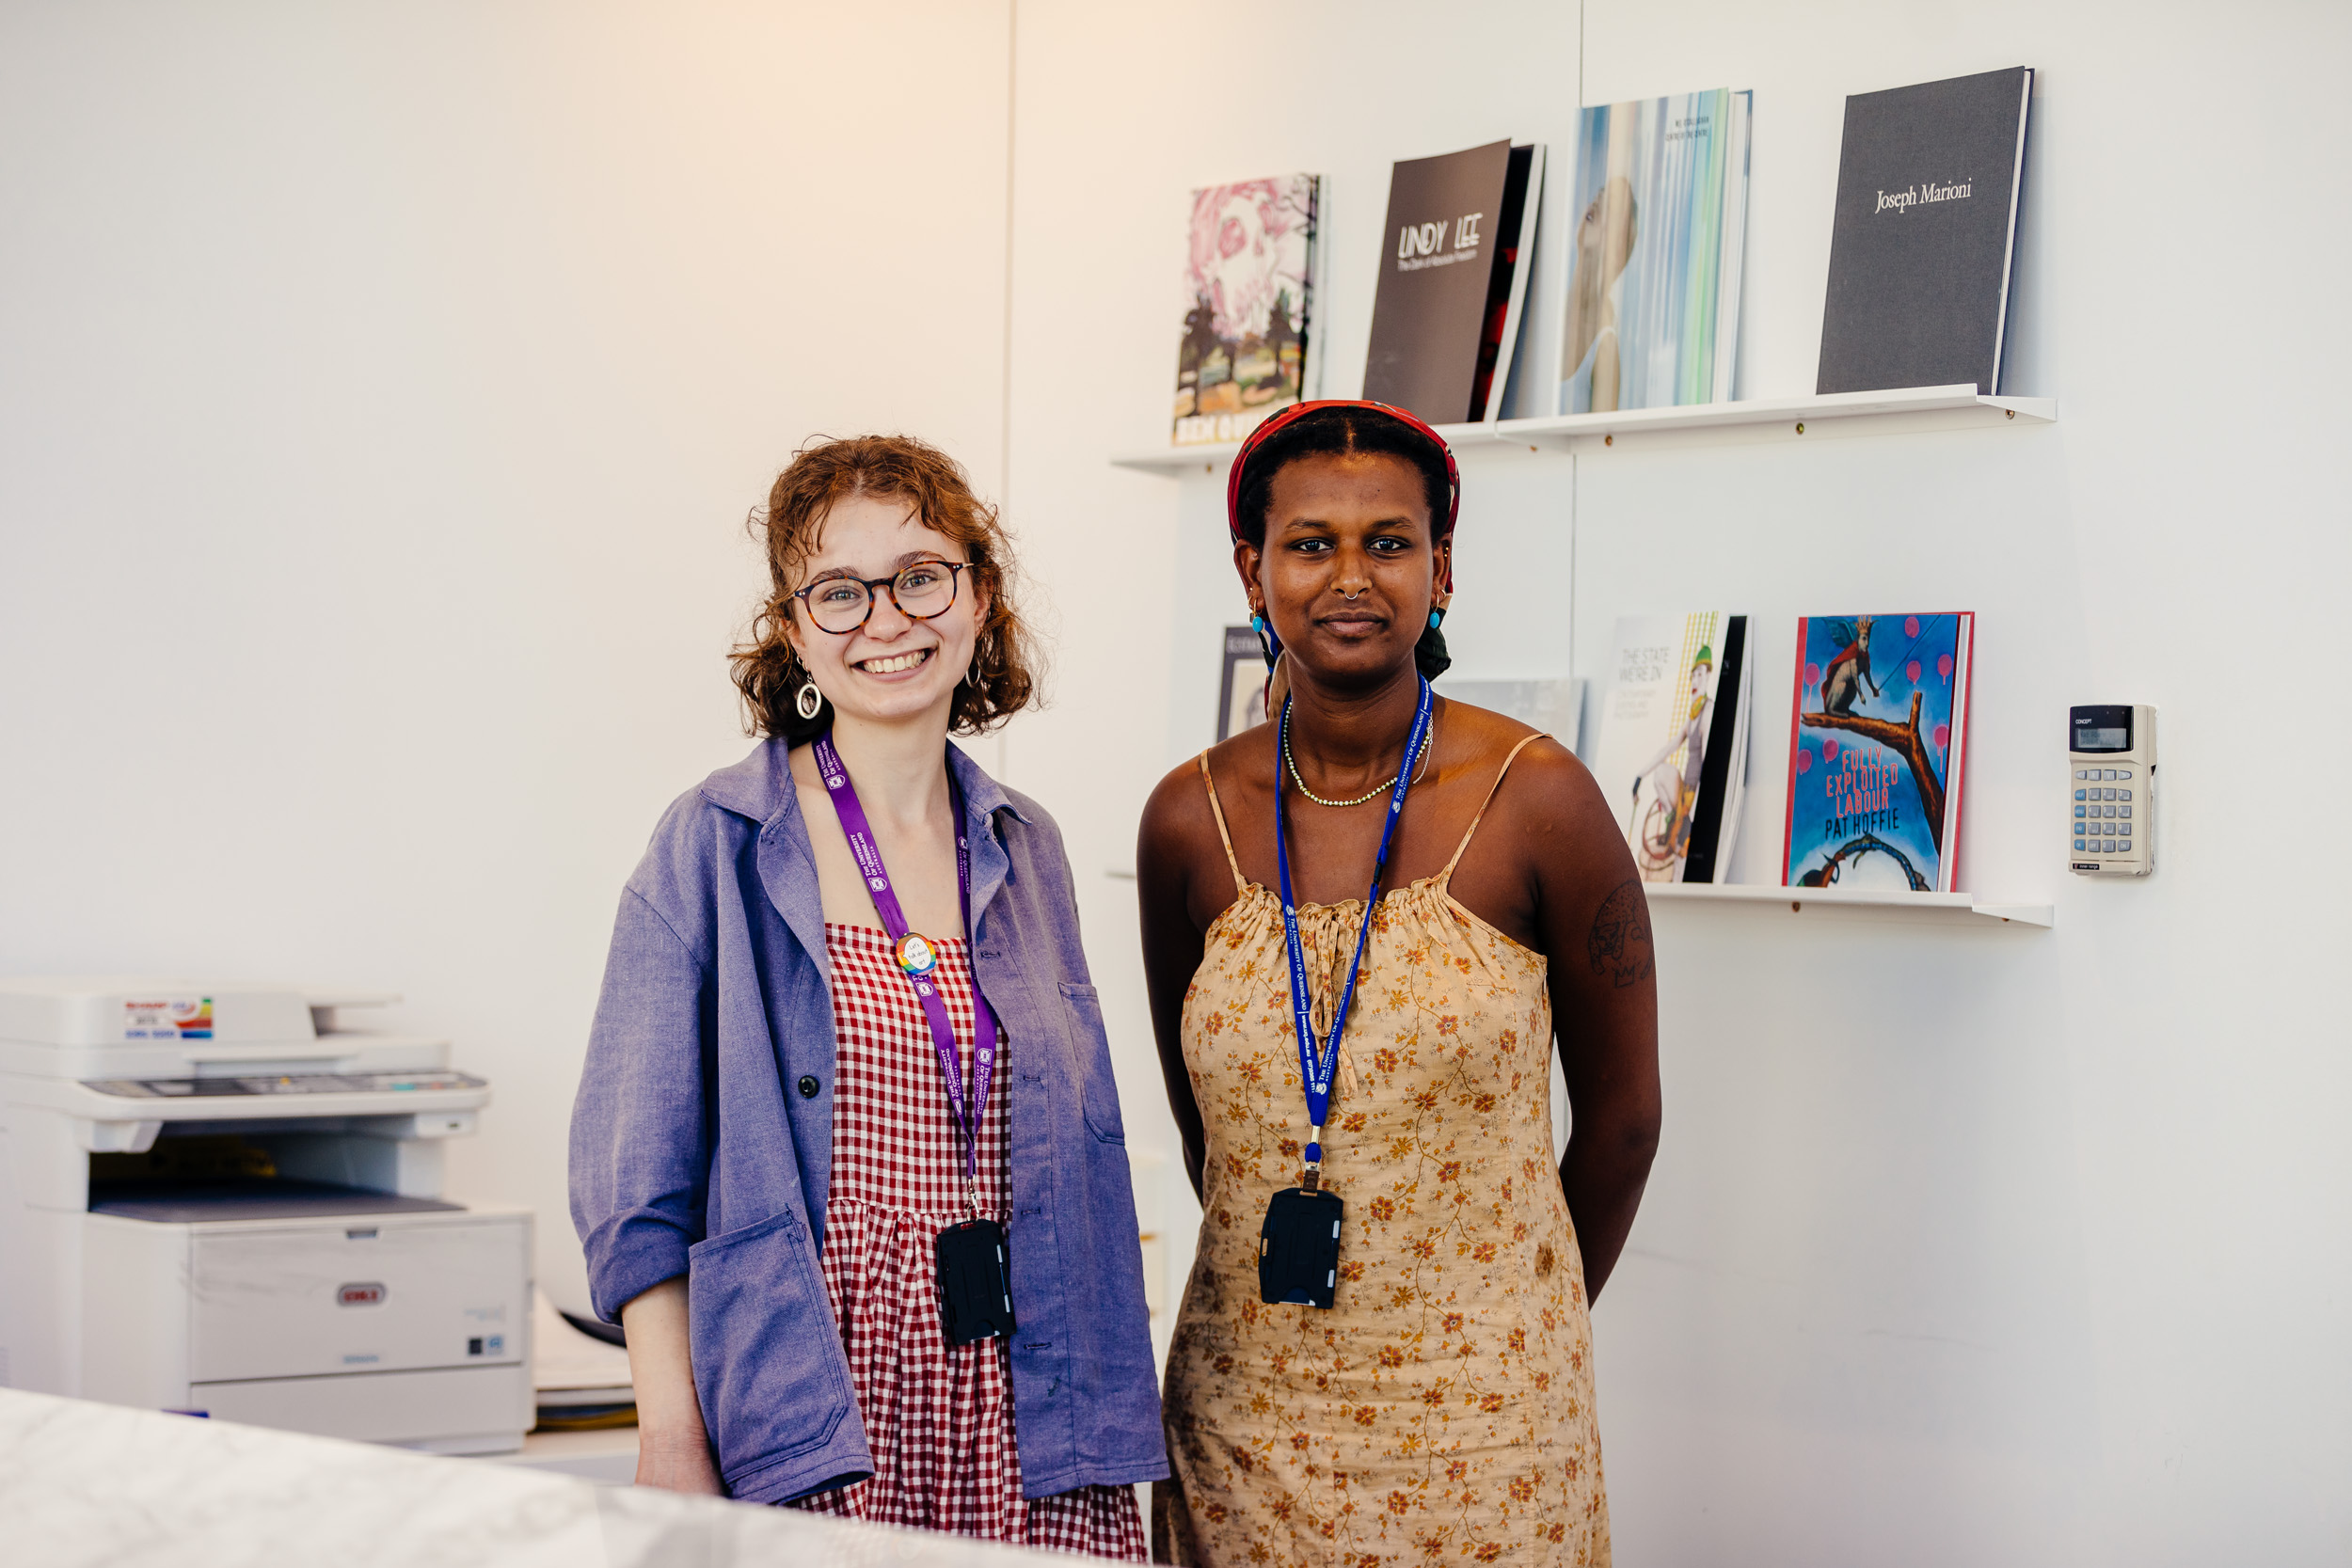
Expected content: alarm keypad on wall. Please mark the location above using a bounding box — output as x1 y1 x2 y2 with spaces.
2069 705 2155 878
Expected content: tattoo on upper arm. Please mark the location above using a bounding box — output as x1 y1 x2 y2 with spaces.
1586 879 1654 989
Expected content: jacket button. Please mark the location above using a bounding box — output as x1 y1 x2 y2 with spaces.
798 1075 821 1100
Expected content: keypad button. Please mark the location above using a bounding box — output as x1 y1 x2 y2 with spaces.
2074 838 2087 851
2106 840 2119 852
2119 768 2133 779
2105 788 2117 800
2122 788 2132 800
2122 806 2132 819
2075 788 2087 800
2074 805 2086 817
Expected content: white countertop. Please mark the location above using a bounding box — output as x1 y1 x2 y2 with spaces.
0 1387 1079 1567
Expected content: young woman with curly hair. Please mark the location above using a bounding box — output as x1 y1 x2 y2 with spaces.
571 435 1164 1556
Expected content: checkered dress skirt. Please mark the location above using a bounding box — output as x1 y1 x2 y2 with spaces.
783 923 1144 1559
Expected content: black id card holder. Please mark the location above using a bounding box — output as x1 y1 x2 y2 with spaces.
1258 1187 1343 1308
936 1218 1016 1344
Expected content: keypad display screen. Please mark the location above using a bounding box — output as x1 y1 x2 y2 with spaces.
2071 705 2134 752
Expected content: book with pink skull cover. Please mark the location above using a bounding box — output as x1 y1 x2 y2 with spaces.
1172 174 1322 446
1781 612 1975 892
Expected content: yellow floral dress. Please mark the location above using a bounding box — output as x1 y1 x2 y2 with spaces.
1157 738 1610 1568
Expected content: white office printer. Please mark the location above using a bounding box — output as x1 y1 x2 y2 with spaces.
0 979 531 1454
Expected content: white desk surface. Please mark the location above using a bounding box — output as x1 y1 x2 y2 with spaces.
0 1387 1076 1567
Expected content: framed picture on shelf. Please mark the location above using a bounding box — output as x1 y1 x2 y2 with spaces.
1216 626 1268 741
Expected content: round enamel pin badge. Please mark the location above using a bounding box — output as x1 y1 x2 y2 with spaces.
895 932 938 976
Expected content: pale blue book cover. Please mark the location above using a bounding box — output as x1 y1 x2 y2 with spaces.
1559 88 1750 413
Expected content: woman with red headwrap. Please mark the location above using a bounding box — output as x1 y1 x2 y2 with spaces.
1137 403 1661 1566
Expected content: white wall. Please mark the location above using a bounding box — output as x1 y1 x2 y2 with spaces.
0 0 1013 1309
8 0 2351 1560
1001 0 2352 1563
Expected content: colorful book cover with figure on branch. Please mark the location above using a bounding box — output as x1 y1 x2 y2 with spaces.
1782 612 1974 892
1172 175 1321 446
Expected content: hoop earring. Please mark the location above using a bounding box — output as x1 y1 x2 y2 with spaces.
795 676 821 721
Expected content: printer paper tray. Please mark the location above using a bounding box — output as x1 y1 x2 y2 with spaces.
6 1075 489 1124
90 1180 463 1223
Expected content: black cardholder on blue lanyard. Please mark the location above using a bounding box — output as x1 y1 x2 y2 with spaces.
1258 677 1434 1308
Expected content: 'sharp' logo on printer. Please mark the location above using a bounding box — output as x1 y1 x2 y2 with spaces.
338 1282 388 1307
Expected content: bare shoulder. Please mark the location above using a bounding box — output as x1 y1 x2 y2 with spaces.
1140 741 1228 879
1143 726 1271 838
1439 700 1629 895
1439 701 1599 816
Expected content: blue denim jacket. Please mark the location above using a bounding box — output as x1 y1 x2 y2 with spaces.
568 738 1167 1503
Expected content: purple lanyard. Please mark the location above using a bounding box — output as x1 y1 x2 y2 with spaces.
813 734 999 1206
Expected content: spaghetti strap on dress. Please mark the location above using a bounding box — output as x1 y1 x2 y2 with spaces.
1160 730 1609 1568
1199 751 1248 898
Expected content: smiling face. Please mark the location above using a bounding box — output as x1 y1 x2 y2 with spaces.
1235 451 1450 692
785 491 989 731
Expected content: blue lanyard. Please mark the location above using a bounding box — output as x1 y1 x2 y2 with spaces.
813 734 999 1210
1273 677 1434 1186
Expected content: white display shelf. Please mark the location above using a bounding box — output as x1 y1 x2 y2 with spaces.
1647 881 2053 927
1105 869 2049 927
1109 383 2056 473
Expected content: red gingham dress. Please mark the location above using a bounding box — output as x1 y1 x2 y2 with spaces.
784 922 1145 1560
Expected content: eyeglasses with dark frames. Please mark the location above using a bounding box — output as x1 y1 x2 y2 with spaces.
792 559 975 635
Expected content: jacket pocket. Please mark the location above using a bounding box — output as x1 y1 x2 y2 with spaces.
686 1209 852 1483
1058 980 1126 1145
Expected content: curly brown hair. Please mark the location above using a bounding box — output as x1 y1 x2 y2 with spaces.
731 435 1040 741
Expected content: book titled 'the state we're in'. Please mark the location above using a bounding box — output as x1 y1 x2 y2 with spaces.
1559 87 1751 415
1782 612 1975 894
1817 68 2034 395
1588 612 1754 885
1362 138 1545 425
1172 174 1323 446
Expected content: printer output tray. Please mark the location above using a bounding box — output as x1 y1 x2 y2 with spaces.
88 1179 463 1223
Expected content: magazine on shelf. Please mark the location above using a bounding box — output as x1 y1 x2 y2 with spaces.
1816 68 2033 395
1588 613 1753 884
1363 140 1544 424
1216 625 1269 740
1559 88 1752 415
1431 676 1586 755
1173 174 1323 446
1781 612 1975 893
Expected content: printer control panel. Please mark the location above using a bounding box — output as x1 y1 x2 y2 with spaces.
86 1070 486 1100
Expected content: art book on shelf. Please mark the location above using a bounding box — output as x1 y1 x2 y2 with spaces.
1816 68 2033 395
1216 625 1268 741
1782 613 1975 893
1588 613 1753 884
1559 88 1751 415
1362 139 1545 425
1172 175 1322 447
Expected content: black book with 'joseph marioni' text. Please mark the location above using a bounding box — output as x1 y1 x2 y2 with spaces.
1363 139 1543 424
1817 67 2034 396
